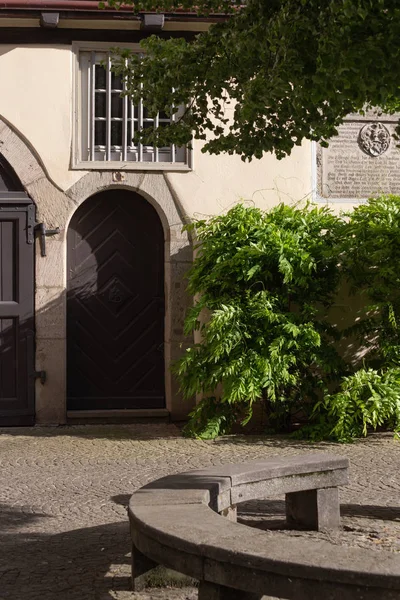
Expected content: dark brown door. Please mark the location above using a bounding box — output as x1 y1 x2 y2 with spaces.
67 190 165 410
0 193 35 426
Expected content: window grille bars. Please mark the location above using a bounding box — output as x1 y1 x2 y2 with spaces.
81 50 186 165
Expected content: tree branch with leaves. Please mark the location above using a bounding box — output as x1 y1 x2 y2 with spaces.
106 0 400 160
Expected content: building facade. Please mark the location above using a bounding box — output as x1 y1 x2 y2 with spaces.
0 1 312 426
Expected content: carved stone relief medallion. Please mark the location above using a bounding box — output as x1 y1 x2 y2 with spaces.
358 122 391 157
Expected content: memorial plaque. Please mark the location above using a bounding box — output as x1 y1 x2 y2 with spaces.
317 111 400 199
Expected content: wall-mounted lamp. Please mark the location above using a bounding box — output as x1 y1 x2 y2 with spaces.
141 14 165 31
40 12 59 28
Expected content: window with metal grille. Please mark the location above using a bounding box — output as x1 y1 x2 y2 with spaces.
74 46 191 169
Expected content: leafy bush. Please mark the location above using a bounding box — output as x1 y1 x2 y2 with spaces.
342 195 400 367
174 203 345 438
312 368 400 442
175 197 400 441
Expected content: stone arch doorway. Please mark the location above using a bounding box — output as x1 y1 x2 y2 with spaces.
67 189 165 411
0 155 35 425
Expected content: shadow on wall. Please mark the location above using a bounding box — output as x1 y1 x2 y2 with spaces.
0 189 193 427
0 151 194 426
0 234 383 431
0 262 378 434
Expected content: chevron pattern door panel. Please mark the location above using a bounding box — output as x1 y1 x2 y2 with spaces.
67 190 165 410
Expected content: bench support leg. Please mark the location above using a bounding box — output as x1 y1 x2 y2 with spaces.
285 487 340 530
198 581 263 599
131 544 158 591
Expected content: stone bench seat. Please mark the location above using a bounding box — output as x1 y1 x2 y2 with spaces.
129 452 400 599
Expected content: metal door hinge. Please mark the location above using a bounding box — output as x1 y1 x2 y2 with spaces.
27 204 36 244
35 223 61 257
34 371 47 385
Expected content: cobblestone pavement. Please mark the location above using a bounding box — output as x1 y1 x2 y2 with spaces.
0 425 399 600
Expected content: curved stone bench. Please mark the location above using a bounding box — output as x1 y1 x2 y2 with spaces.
129 452 400 599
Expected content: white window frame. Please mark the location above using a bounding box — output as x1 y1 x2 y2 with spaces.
72 41 192 171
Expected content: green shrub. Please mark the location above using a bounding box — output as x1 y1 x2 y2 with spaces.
312 367 400 442
342 195 400 367
174 202 345 438
175 196 400 441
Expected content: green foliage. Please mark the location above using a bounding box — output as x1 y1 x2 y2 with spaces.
312 368 400 442
105 0 400 160
173 202 345 438
182 397 239 439
342 195 400 367
174 197 400 441
298 196 400 442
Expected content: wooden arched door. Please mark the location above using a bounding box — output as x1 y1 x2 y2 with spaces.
67 190 165 411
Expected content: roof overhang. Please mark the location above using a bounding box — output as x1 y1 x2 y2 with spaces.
0 1 227 19
0 1 227 30
0 1 156 10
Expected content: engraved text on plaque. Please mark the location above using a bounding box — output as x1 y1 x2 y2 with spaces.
317 113 400 199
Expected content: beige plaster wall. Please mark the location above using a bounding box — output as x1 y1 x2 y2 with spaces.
0 43 319 424
0 44 314 214
0 119 194 423
167 139 313 218
0 44 83 190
